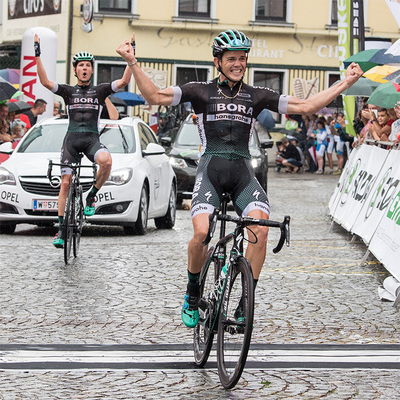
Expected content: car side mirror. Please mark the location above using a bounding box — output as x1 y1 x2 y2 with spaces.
142 142 166 156
0 141 14 154
160 136 172 147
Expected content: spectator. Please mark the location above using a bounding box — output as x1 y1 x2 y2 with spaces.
0 103 10 143
20 98 47 129
312 119 328 174
277 136 302 173
389 102 400 142
285 114 298 131
304 114 318 172
363 107 391 142
353 103 369 148
329 115 346 175
53 100 61 117
324 116 335 173
10 122 23 141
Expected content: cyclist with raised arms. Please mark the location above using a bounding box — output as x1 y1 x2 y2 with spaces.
34 34 133 248
117 29 362 328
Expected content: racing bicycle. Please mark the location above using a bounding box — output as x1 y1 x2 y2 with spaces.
47 158 96 264
194 194 290 388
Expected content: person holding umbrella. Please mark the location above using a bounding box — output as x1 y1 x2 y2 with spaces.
34 33 133 248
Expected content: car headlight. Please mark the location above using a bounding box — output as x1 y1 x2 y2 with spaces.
169 156 188 169
104 168 133 186
0 167 16 185
250 157 262 169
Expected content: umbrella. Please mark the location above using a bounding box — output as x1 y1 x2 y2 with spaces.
343 49 381 72
0 68 20 85
384 69 400 85
369 48 400 65
342 77 380 96
257 108 275 129
113 92 145 106
316 107 333 116
385 38 400 57
6 100 32 114
0 77 18 101
109 95 127 106
363 65 400 83
367 82 400 109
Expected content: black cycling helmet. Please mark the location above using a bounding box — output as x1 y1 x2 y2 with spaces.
72 51 94 67
212 29 251 57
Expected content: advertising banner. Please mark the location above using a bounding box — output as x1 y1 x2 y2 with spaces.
369 151 400 281
8 0 61 19
329 144 383 231
337 0 365 137
328 145 359 219
350 146 392 243
20 27 57 119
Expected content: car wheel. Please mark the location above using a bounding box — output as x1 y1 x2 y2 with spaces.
124 184 149 235
0 223 16 234
155 182 176 229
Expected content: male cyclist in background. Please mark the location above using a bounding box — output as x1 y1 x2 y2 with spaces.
35 34 133 248
117 29 362 328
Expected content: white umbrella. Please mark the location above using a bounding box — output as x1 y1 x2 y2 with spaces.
385 38 400 57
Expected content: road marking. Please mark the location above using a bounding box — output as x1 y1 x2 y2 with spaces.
0 344 400 370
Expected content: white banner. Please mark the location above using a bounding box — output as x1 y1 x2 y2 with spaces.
329 145 382 231
328 146 359 216
352 147 397 244
368 150 400 281
20 27 57 120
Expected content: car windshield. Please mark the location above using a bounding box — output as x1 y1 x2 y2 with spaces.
176 123 200 147
17 123 136 154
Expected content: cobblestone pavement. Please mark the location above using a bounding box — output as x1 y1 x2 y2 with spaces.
0 172 399 399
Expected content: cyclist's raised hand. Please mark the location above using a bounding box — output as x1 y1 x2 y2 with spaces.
34 34 41 57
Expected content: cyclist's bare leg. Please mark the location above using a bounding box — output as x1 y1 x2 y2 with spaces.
57 174 72 217
244 209 269 280
188 212 210 273
182 212 210 327
93 151 112 189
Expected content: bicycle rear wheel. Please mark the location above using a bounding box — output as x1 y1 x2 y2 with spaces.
63 186 75 264
217 256 254 389
193 247 218 367
73 185 84 258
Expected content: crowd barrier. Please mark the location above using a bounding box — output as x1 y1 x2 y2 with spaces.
329 140 400 284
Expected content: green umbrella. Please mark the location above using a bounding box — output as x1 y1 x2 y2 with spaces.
342 77 380 96
367 82 400 108
343 49 381 72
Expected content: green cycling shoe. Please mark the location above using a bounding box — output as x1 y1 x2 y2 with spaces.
53 230 64 248
181 294 199 328
84 196 96 216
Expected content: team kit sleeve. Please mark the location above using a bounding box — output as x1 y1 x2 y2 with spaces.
253 86 290 116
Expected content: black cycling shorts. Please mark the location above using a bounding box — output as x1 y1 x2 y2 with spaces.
191 154 270 218
60 131 109 175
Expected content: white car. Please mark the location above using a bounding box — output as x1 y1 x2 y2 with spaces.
0 116 177 235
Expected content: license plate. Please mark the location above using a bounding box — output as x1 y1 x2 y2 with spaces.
32 200 58 211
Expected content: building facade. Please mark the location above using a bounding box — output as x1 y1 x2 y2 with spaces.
0 0 399 124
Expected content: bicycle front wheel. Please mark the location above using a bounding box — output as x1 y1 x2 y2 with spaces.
193 247 218 367
63 186 75 264
217 256 254 389
73 185 84 258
